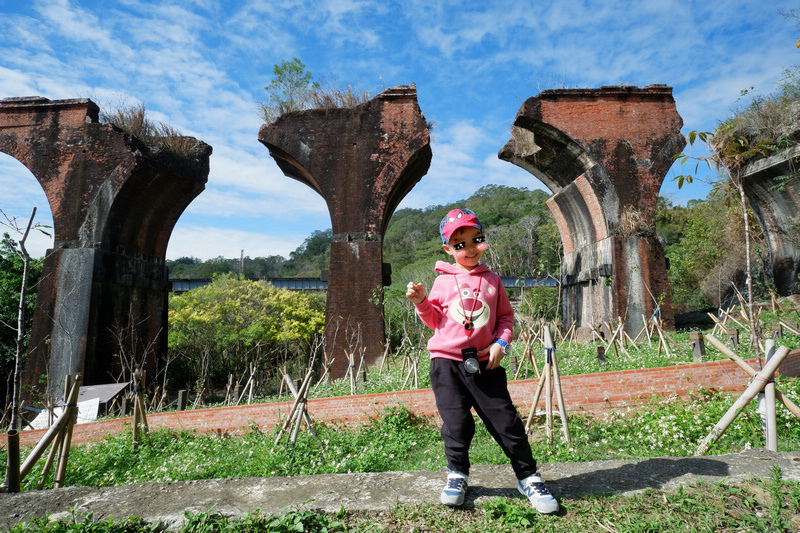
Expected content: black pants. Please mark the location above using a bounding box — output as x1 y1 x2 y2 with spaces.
429 357 537 479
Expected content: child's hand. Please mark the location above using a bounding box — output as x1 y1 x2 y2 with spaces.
406 282 426 304
480 342 505 370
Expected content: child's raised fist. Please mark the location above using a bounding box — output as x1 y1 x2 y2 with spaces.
406 281 426 304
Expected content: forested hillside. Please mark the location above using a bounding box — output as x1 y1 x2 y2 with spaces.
0 182 776 402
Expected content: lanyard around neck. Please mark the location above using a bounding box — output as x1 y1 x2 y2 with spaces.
454 273 482 338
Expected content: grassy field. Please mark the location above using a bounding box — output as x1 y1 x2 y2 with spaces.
6 319 800 531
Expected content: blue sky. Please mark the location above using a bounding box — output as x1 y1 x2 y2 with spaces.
0 0 796 260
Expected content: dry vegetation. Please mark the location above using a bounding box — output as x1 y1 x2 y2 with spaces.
618 205 655 237
100 103 200 157
709 68 800 172
260 82 374 124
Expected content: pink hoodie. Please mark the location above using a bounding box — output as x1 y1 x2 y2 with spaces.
414 261 514 362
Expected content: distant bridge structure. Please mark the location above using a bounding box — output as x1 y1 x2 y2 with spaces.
168 277 558 293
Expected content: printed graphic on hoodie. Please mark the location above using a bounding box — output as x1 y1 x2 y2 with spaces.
448 281 495 331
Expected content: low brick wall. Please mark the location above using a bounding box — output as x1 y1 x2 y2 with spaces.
15 358 759 448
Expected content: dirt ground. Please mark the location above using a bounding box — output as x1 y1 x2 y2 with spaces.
2 449 799 530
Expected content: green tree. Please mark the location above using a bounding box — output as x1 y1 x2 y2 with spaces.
1 207 47 429
286 229 331 277
261 57 320 123
166 256 202 279
168 275 325 390
662 191 766 313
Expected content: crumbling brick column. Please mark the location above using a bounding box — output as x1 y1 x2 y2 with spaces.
499 86 685 340
0 97 211 397
258 85 431 378
741 146 800 297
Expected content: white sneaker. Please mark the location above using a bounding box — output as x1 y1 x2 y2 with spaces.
518 473 559 514
440 470 468 506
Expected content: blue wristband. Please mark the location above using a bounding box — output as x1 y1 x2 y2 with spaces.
494 339 508 353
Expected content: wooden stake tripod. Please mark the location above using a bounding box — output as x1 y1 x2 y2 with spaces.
6 374 82 490
695 334 800 456
524 326 571 445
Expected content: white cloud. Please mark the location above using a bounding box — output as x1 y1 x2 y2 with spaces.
166 223 310 260
2 0 798 260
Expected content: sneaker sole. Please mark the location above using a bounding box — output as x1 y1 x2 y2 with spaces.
517 485 559 514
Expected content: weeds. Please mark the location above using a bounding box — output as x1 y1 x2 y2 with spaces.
8 511 158 532
9 379 800 493
5 324 799 531
101 102 200 156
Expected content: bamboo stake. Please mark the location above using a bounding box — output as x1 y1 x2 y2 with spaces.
705 334 800 419
622 329 639 351
36 379 70 489
604 323 621 352
779 319 800 336
695 345 790 455
544 326 571 444
616 334 634 362
655 326 671 358
284 374 320 443
36 429 64 489
515 332 535 380
564 320 577 349
356 351 366 381
590 325 605 343
313 358 335 392
52 391 79 489
708 312 726 334
642 315 655 346
545 356 553 445
719 308 747 331
763 340 777 452
236 369 254 406
378 343 390 375
656 321 685 354
524 364 549 433
401 356 417 390
273 368 313 446
248 364 256 405
132 389 140 446
18 375 81 481
348 352 356 395
513 346 526 380
289 404 304 446
412 352 419 389
224 374 233 405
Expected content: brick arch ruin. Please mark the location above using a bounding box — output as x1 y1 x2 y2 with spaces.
742 146 800 297
0 97 211 397
258 85 431 379
12 84 794 397
499 85 686 340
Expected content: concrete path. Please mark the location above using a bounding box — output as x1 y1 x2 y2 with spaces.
2 449 799 530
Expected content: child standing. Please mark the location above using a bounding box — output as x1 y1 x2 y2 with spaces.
405 208 558 513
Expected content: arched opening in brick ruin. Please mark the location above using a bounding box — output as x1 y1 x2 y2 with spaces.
0 153 55 404
0 152 55 255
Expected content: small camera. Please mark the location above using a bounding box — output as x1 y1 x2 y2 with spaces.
462 347 480 375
